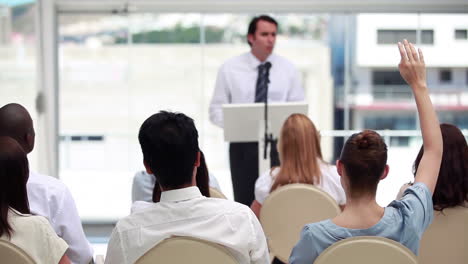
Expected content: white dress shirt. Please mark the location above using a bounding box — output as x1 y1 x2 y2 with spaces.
105 186 270 264
131 170 222 203
27 171 93 264
254 161 346 205
1 209 68 264
209 52 305 127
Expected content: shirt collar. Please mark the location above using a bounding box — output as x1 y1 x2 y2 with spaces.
160 186 202 202
247 51 273 70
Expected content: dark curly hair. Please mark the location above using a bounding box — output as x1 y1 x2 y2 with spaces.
413 123 468 211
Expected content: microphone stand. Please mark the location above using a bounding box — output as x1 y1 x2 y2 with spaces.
263 63 273 161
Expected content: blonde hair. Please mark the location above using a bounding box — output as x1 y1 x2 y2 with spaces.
270 114 323 192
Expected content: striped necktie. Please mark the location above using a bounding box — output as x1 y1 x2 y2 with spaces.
255 62 271 102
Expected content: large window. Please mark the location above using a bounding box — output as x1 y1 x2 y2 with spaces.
0 2 38 167
1 8 464 222
58 13 336 220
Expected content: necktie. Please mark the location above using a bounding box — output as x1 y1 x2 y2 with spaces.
255 62 271 102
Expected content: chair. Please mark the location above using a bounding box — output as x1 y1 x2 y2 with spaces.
0 240 35 264
135 236 238 264
209 187 227 199
418 206 468 264
314 236 418 264
259 184 340 263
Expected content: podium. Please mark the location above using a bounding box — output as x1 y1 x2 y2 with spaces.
222 102 308 175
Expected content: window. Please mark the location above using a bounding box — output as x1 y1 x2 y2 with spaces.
377 29 434 44
466 70 468 85
455 29 468 40
439 69 452 83
372 71 406 85
364 116 416 130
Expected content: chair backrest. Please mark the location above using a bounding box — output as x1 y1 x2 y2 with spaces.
0 239 35 264
418 206 468 264
209 187 227 199
135 236 238 264
314 236 418 264
259 183 340 263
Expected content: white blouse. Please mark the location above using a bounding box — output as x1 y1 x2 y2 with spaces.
254 161 346 205
1 209 68 264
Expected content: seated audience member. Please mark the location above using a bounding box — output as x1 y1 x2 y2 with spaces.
397 123 467 208
289 40 443 263
0 136 69 264
105 111 269 264
131 151 221 203
0 103 93 264
132 151 220 213
251 113 345 218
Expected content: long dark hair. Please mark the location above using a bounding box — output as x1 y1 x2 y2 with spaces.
152 151 211 202
414 123 468 211
0 136 30 238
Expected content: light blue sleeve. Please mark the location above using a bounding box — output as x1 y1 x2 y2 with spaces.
391 182 434 235
289 225 319 264
208 173 221 191
131 171 155 203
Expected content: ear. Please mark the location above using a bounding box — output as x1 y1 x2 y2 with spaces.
143 160 153 174
25 132 34 153
380 165 389 180
194 151 200 167
247 34 255 44
336 160 343 177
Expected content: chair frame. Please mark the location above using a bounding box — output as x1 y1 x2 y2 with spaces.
0 239 36 264
314 236 418 264
135 236 238 264
260 183 341 263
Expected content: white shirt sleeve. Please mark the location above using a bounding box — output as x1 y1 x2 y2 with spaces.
319 164 346 206
247 209 270 264
104 227 126 264
254 169 274 205
32 216 69 264
287 65 305 102
54 186 94 264
209 64 231 128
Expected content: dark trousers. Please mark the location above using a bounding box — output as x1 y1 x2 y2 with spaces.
229 141 280 206
229 142 259 206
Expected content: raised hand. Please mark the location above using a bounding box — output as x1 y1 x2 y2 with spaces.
398 39 427 90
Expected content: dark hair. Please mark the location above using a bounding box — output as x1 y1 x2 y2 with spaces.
339 130 388 197
153 151 211 202
138 111 199 189
247 15 278 46
413 123 468 211
0 136 30 238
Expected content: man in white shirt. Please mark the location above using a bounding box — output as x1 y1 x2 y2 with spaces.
0 103 93 264
209 15 305 206
105 111 269 264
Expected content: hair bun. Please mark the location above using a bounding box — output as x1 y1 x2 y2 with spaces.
356 130 375 149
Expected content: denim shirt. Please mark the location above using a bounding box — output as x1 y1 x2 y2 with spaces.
289 182 433 264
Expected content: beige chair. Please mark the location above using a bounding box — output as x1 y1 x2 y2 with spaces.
0 240 35 264
260 183 340 263
135 236 238 264
418 206 468 264
314 236 418 264
209 187 227 199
